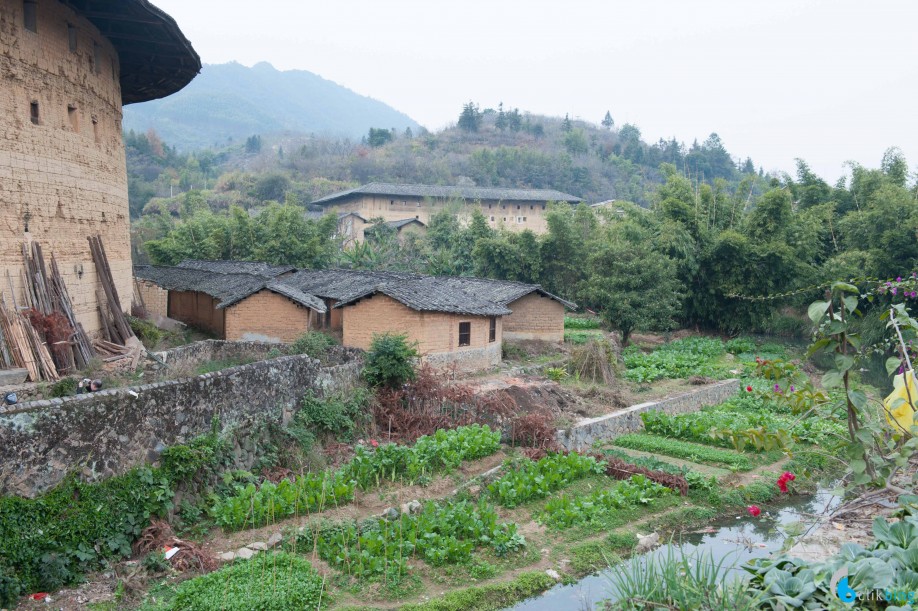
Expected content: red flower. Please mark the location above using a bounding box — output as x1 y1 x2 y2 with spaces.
370 439 379 448
745 385 753 392
747 505 761 517
776 471 796 493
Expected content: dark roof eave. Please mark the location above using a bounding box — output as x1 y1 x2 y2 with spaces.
63 0 201 104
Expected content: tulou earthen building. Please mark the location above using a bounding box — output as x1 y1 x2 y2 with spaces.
0 0 199 336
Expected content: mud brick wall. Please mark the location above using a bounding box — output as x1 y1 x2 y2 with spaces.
557 379 740 451
341 293 502 372
504 293 565 342
1 0 132 337
224 289 313 343
0 350 363 497
135 279 168 319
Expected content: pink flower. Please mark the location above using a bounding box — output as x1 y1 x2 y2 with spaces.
789 385 795 392
897 277 903 282
747 505 761 517
370 439 379 448
746 385 753 392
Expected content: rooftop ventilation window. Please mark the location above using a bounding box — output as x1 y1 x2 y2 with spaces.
67 23 77 52
67 104 78 132
91 116 99 143
30 101 40 125
93 42 102 74
23 1 37 33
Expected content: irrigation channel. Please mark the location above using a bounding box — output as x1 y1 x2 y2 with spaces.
507 486 841 610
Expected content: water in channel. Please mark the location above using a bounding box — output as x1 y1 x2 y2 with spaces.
506 487 841 611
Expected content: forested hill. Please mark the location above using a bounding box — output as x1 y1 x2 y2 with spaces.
122 62 420 150
125 103 764 217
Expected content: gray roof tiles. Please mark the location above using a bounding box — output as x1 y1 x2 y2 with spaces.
335 276 512 316
312 182 583 206
177 260 295 277
134 265 326 313
137 262 575 317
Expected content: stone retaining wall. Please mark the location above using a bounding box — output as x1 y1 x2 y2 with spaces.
0 350 363 497
556 379 739 451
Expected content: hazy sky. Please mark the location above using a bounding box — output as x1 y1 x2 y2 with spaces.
153 0 916 182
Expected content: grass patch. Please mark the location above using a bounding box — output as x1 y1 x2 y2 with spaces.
612 434 754 470
167 552 330 610
194 357 255 375
644 506 718 533
400 571 555 611
564 329 604 344
569 532 637 573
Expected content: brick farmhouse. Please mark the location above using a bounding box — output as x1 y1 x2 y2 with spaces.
311 183 583 243
135 262 575 371
1 0 199 336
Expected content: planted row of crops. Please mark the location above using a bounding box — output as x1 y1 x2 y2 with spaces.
292 498 525 584
623 337 729 382
613 433 754 470
486 453 606 508
540 475 672 529
640 403 846 449
211 424 501 530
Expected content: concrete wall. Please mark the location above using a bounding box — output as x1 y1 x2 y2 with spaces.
135 279 168 318
504 293 565 342
224 289 312 343
557 379 740 451
327 194 554 239
0 0 132 337
0 350 363 497
168 290 224 337
341 294 502 371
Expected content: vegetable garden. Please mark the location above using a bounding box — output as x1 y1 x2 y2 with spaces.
0 332 877 610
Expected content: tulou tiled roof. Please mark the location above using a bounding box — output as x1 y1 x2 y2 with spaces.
137 263 576 317
134 265 326 313
433 277 577 310
284 269 421 303
177 260 295 278
334 276 512 316
311 182 583 206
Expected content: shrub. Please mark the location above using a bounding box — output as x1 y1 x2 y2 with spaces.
545 366 568 382
0 468 173 595
48 377 77 398
288 331 338 361
128 315 163 348
298 388 371 440
363 333 419 388
170 552 330 610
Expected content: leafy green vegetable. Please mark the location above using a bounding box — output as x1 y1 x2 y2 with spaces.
613 433 753 470
487 453 605 508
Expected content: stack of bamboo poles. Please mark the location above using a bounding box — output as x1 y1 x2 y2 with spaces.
87 236 135 344
88 236 144 369
18 243 95 370
0 290 57 382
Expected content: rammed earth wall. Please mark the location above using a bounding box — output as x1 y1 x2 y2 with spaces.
556 379 740 451
0 349 363 497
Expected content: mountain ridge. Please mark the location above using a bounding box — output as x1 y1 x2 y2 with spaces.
122 61 420 150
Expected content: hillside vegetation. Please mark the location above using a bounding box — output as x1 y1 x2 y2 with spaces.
127 104 917 338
